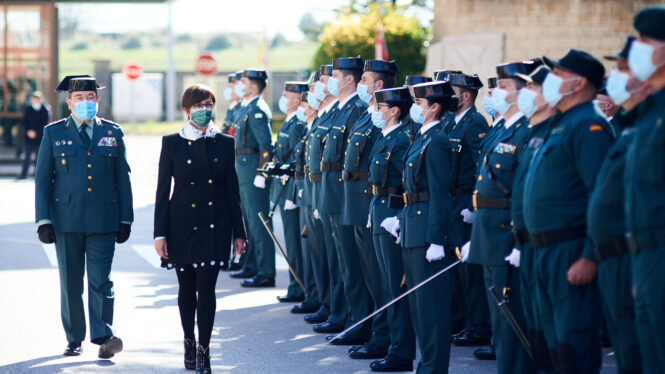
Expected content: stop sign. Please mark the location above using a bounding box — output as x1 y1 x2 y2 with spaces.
195 53 217 76
123 63 143 81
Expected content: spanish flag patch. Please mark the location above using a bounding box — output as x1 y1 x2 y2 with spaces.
589 124 603 132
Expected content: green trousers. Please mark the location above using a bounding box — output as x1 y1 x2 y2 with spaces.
54 231 116 344
299 208 320 308
240 184 274 278
280 206 305 299
319 212 348 326
304 207 329 316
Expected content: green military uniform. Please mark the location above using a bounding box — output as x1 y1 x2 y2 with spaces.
35 113 133 344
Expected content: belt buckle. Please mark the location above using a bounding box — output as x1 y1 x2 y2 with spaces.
308 174 313 182
402 192 408 205
372 185 379 195
281 178 287 185
626 233 638 253
342 171 350 181
472 191 479 210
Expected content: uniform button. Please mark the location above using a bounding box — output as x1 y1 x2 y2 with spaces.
278 144 282 147
355 142 359 146
109 153 113 157
208 202 213 206
495 163 501 169
375 160 379 164
88 176 92 180
55 198 59 202
409 163 413 167
87 152 91 156
338 178 342 182
333 136 337 139
190 182 195 186
478 175 483 181
214 158 218 162
381 199 385 204
242 157 247 162
187 159 192 164
188 141 192 146
87 164 92 168
193 226 198 231
192 203 197 208
61 153 65 157
210 224 215 229
208 179 213 184
417 210 421 215
87 188 92 192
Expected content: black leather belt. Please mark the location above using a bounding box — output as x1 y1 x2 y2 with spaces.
594 236 631 262
626 227 665 253
369 184 404 197
342 171 369 181
309 173 322 182
451 186 473 196
320 162 343 172
530 225 586 250
472 192 511 210
403 191 430 205
293 169 304 180
236 148 257 155
513 228 530 246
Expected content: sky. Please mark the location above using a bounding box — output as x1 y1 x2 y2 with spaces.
57 0 432 41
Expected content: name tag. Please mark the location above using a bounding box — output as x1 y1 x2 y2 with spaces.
494 142 516 154
98 137 117 147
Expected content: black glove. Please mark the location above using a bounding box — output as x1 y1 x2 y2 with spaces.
116 223 131 244
37 224 56 244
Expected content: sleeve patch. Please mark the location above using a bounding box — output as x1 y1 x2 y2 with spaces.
589 124 603 132
255 113 263 119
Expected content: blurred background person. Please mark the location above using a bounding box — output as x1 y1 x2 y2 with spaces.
18 91 50 179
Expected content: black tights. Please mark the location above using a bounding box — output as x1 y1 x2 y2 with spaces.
175 266 220 347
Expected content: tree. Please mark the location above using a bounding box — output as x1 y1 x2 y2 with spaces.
312 3 428 84
205 35 231 51
270 33 287 50
299 12 324 42
121 37 142 50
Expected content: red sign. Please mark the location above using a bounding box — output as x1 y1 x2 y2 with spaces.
123 63 143 81
195 53 217 76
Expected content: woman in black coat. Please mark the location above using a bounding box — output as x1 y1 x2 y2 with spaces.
154 84 246 374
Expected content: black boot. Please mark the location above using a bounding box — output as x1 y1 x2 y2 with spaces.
184 339 196 370
196 345 211 374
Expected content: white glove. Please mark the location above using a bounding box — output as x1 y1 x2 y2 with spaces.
279 174 289 183
380 216 400 238
366 214 372 229
426 244 445 262
395 231 401 245
461 241 471 262
461 208 474 224
313 209 321 220
505 248 521 267
298 189 303 199
254 175 266 189
284 200 297 210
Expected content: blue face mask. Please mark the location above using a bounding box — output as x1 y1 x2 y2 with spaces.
314 81 327 101
357 83 373 103
296 106 308 122
409 103 426 124
190 108 215 127
327 77 342 97
483 95 497 117
223 87 233 101
371 110 387 129
490 88 512 115
628 41 664 82
32 103 42 111
74 100 98 121
234 81 246 98
307 93 321 110
278 96 289 114
517 88 541 119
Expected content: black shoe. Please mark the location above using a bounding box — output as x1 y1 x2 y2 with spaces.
304 312 328 324
473 345 496 360
228 262 242 271
349 343 367 354
277 294 305 303
350 343 388 359
230 267 256 279
313 321 344 333
184 339 196 370
452 330 491 346
98 336 123 359
370 355 414 372
63 342 82 356
196 345 211 374
326 333 366 346
241 275 275 288
291 303 319 314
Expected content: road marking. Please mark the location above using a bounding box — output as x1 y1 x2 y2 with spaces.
131 244 162 268
41 243 58 267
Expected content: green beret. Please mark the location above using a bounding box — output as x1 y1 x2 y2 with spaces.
634 5 665 41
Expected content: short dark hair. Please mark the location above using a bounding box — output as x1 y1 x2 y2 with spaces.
181 84 216 109
387 101 411 121
426 97 455 117
511 77 526 90
250 78 267 94
372 72 396 90
458 87 478 104
341 69 363 85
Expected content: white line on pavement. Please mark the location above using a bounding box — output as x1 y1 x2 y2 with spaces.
41 243 58 267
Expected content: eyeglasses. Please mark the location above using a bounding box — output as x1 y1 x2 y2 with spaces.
192 102 215 109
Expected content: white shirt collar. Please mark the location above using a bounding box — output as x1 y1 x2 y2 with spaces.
179 121 220 141
503 111 524 129
229 101 239 110
241 95 259 107
338 92 357 108
382 122 401 137
285 112 297 122
419 120 440 134
455 107 471 124
492 116 504 127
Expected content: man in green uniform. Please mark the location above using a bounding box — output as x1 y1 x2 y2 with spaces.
35 75 133 358
523 50 613 373
272 81 309 301
232 69 276 287
624 5 665 372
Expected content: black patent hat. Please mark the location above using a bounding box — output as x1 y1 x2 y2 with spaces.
309 71 321 86
433 69 462 81
515 65 551 85
55 75 104 93
543 49 605 88
235 70 243 80
605 35 636 61
487 77 497 88
634 5 665 41
242 68 268 81
228 73 237 83
449 73 483 90
404 75 432 86
332 57 364 71
413 80 456 99
284 81 309 93
374 87 412 104
496 59 541 80
363 60 399 75
320 64 333 76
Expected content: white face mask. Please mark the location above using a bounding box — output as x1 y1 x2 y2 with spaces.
605 69 632 105
490 88 514 115
517 88 542 119
542 73 579 107
628 40 665 82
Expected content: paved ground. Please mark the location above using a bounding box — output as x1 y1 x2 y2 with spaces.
0 135 617 373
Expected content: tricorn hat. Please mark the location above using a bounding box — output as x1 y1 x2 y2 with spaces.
55 75 104 93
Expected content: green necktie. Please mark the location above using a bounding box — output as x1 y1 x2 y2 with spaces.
79 123 91 148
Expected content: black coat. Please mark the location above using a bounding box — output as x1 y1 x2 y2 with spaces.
154 133 246 268
22 105 50 145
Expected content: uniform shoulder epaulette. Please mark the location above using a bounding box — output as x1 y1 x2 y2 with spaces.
45 118 67 128
254 98 273 120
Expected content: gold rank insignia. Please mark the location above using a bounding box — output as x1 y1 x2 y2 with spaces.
589 124 603 132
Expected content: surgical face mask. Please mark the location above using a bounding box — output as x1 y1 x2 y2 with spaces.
296 106 308 122
490 88 513 115
542 73 578 107
74 100 98 121
307 93 321 110
605 69 632 105
223 87 233 101
190 108 215 127
357 83 373 103
31 103 42 111
371 109 387 129
314 81 327 101
628 40 665 82
234 81 246 98
483 95 498 117
327 77 344 97
409 103 427 124
517 88 541 118
278 96 289 114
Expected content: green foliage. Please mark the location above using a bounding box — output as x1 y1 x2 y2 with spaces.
312 3 427 85
121 37 142 50
175 34 193 43
70 42 87 51
270 34 287 50
205 35 232 51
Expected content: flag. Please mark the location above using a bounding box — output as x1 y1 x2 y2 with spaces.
375 26 389 60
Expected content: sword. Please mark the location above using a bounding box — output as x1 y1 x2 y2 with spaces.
258 211 306 294
328 259 461 343
488 286 535 361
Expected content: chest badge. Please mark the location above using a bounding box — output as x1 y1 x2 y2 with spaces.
494 142 516 154
98 137 118 147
